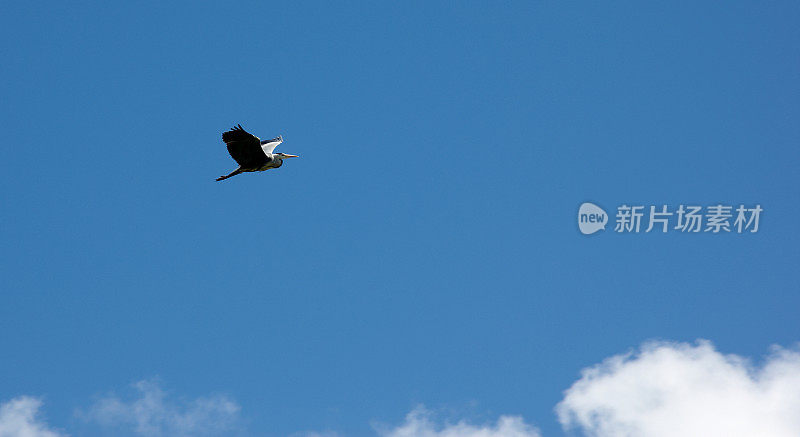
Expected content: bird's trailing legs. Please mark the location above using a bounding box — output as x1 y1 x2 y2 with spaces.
216 168 243 181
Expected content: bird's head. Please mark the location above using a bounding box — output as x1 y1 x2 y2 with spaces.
275 152 299 159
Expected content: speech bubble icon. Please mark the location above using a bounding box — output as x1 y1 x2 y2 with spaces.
578 202 608 235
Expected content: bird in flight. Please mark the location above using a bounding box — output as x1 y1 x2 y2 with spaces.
216 124 298 181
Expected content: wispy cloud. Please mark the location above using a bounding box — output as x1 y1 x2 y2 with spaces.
5 340 800 437
0 396 65 437
556 340 800 437
374 406 541 437
78 379 241 437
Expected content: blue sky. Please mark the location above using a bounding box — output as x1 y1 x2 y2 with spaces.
1 2 799 436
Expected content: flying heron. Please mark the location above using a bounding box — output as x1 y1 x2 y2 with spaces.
216 124 298 181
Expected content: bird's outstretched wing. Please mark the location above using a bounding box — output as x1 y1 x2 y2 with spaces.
222 124 267 168
261 135 283 154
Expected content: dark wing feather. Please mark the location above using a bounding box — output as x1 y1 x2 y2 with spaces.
222 124 268 168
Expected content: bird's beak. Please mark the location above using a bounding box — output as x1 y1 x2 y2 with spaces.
284 154 299 158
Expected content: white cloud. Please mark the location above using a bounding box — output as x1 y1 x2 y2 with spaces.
79 379 241 437
375 406 541 437
0 396 65 437
556 340 800 437
6 340 800 437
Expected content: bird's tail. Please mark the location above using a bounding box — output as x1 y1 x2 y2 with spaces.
216 168 242 181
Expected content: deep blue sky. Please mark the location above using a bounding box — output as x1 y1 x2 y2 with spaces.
1 2 799 436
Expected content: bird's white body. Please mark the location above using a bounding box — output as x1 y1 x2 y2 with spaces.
256 154 284 171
